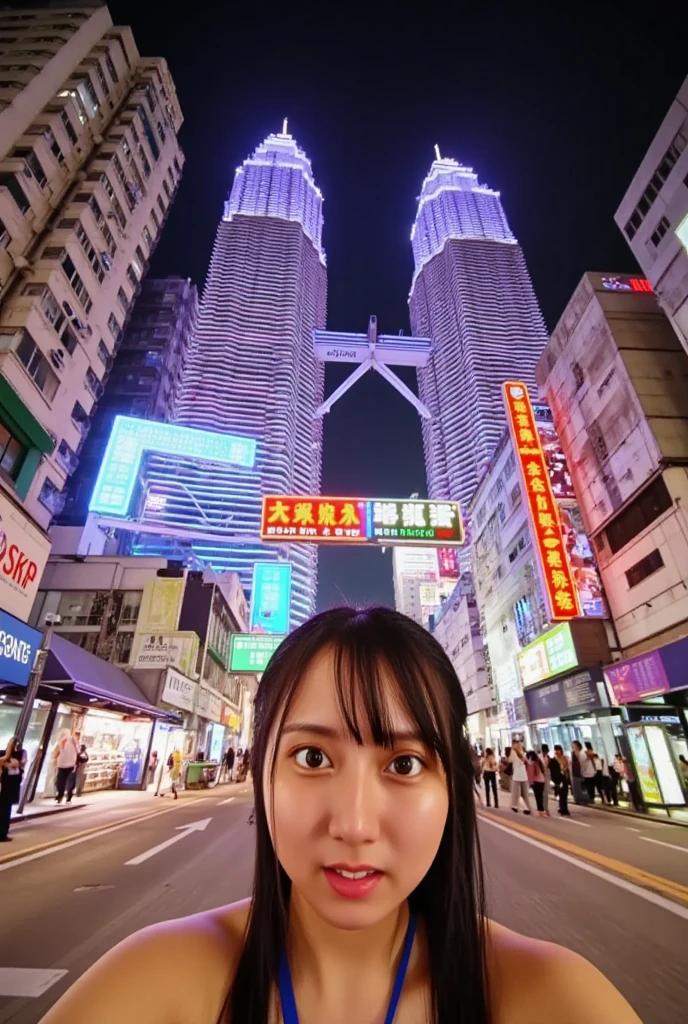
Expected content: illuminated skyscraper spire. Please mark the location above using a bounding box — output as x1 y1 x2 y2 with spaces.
409 153 547 518
136 131 327 625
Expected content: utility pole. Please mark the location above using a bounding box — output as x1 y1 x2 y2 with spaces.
16 614 60 814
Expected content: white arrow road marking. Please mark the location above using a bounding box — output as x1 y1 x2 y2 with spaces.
217 796 235 806
0 968 68 997
125 818 212 866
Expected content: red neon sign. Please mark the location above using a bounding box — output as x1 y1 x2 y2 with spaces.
503 383 581 621
261 496 368 543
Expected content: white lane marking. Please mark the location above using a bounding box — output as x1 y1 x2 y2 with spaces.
559 817 591 828
125 817 212 866
0 968 68 997
217 796 236 806
627 827 642 832
639 836 688 855
0 804 186 873
480 816 688 921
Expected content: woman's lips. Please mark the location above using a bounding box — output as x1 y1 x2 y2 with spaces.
323 867 384 899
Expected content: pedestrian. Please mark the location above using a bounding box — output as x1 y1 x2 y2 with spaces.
554 744 571 816
224 744 235 782
499 746 513 792
74 743 89 798
526 750 546 815
160 749 182 799
52 730 79 804
471 746 483 804
41 605 641 1023
148 751 159 787
623 757 643 812
581 741 597 803
0 737 26 842
586 741 605 803
678 754 688 802
509 739 532 814
540 743 552 816
481 747 499 808
570 740 586 804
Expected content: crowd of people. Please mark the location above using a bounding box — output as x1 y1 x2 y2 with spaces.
472 739 642 817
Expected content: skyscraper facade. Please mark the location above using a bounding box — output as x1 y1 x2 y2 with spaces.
58 276 198 526
409 156 548 517
130 129 327 625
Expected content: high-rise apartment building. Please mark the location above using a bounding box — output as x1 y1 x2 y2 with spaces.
0 2 184 556
58 276 198 526
409 156 548 518
615 75 688 356
127 129 327 624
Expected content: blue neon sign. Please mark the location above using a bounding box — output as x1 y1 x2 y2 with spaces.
249 561 292 635
0 608 41 687
89 416 257 517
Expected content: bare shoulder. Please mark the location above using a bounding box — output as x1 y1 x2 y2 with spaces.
42 899 251 1024
486 921 642 1024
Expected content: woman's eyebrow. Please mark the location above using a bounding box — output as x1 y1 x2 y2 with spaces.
281 723 425 743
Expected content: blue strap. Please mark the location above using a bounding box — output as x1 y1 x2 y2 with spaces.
277 912 417 1024
383 911 417 1024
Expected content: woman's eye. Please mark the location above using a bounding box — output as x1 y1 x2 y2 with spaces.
386 754 423 777
294 747 332 770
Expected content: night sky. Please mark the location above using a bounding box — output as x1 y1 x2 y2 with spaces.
107 1 684 611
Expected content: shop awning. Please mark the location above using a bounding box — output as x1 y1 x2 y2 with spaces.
41 634 171 718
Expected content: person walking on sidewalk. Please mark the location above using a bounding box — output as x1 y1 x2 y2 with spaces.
224 745 235 783
570 740 586 804
160 749 182 799
540 743 552 816
581 741 597 803
0 737 25 842
554 744 571 816
481 748 499 808
526 751 546 815
52 730 79 804
74 743 89 798
509 740 532 814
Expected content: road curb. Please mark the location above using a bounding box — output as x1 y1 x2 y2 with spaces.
583 803 688 828
477 809 688 905
0 803 183 866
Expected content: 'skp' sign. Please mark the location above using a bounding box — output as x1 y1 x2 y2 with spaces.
0 491 51 622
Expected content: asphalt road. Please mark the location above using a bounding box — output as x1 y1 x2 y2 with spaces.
0 788 686 1024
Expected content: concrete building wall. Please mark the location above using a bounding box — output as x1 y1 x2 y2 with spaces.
615 75 688 355
0 4 184 534
431 576 491 715
537 272 688 655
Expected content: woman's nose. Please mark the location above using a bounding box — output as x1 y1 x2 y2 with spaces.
327 763 381 845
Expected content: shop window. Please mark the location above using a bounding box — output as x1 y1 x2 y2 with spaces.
0 418 26 482
119 590 142 624
605 476 673 555
625 549 664 589
114 631 134 663
56 590 109 626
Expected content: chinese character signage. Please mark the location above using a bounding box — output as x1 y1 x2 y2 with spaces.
518 623 578 688
503 383 581 621
260 496 464 547
229 633 285 673
250 562 292 635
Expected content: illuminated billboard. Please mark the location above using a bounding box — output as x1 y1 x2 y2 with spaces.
518 623 578 688
250 562 292 634
600 276 652 292
503 383 581 621
260 496 464 547
229 632 285 673
89 416 257 517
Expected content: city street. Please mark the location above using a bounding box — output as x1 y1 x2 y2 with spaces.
0 787 686 1023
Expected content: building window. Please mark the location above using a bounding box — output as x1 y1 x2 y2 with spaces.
623 125 688 240
105 54 119 85
142 225 153 251
625 549 665 589
114 631 134 663
71 400 90 435
55 438 79 475
40 287 78 354
85 366 102 398
117 286 130 314
56 590 108 626
60 252 93 312
137 146 151 179
108 312 121 341
91 61 109 99
0 218 10 248
650 215 671 248
59 108 78 145
0 172 30 214
57 87 88 125
150 208 160 232
138 107 160 161
13 147 48 189
0 420 26 481
97 339 111 366
88 195 117 256
38 476 65 515
605 476 673 555
173 156 181 176
49 133 65 163
162 179 171 201
75 222 105 283
58 217 77 229
22 283 46 296
120 590 142 624
157 195 165 216
15 330 59 400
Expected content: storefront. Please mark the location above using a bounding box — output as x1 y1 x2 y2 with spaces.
524 667 620 764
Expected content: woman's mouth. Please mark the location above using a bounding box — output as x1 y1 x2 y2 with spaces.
323 865 384 898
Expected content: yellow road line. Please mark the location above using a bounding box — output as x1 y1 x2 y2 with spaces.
0 803 184 866
477 810 688 905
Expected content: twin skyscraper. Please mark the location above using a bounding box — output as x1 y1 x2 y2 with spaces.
125 127 548 623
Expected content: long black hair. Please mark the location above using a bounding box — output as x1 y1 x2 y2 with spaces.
221 606 490 1024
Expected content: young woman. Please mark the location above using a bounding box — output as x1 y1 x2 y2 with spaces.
481 748 498 808
525 751 546 815
42 607 640 1024
554 744 572 817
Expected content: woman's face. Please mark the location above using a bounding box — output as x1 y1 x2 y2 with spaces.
266 648 449 930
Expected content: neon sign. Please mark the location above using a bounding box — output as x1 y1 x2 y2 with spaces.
250 561 292 634
503 383 581 621
600 276 652 293
260 496 464 547
89 416 256 517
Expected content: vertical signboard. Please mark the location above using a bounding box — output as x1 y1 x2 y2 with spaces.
503 383 581 621
250 562 292 634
